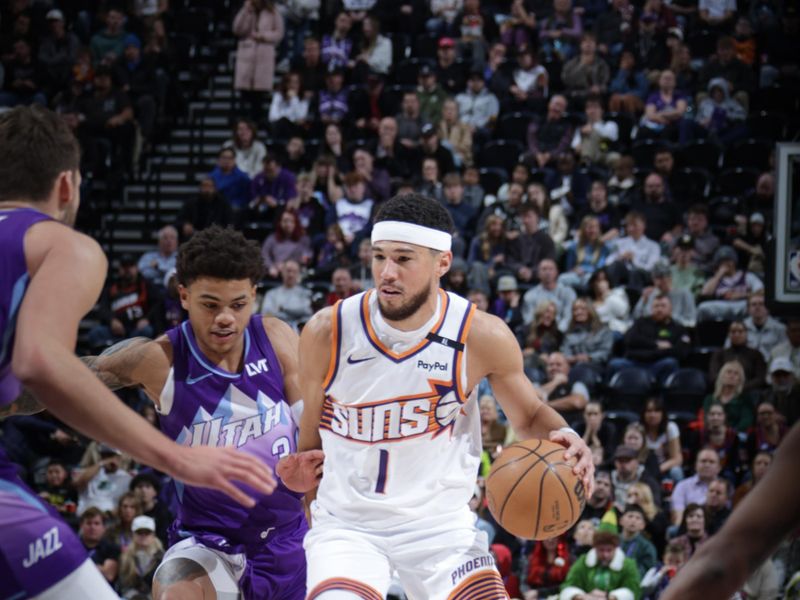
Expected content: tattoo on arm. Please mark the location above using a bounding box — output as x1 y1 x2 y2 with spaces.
0 388 44 420
82 336 153 391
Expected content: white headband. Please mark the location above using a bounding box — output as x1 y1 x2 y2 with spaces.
371 220 452 252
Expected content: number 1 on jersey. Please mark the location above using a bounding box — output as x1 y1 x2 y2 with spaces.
375 449 389 494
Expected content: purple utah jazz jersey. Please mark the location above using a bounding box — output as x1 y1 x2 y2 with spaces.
162 316 307 547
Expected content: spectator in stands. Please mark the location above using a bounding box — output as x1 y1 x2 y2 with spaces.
129 472 171 545
506 45 549 113
641 542 687 598
351 72 396 138
320 122 349 173
176 178 235 239
623 422 662 482
468 289 490 312
491 275 524 331
732 450 771 508
75 444 133 516
37 458 78 527
762 357 799 427
137 225 178 289
233 0 284 119
703 360 754 433
607 210 661 288
106 492 141 554
527 182 569 246
769 317 800 374
745 399 787 461
632 173 681 242
606 154 636 208
670 449 721 525
559 215 611 289
321 12 353 69
261 209 312 279
435 36 465 94
697 246 764 322
467 214 511 292
259 259 313 329
396 90 424 150
331 171 375 244
417 64 449 125
670 503 709 560
250 153 298 219
626 481 669 553
499 0 538 52
416 157 443 202
480 395 508 458
571 95 620 167
580 469 616 523
455 66 500 135
352 147 390 203
38 9 80 97
284 135 311 175
693 78 747 144
545 151 591 214
438 98 473 168
688 401 740 479
90 7 127 65
522 300 565 381
117 515 164 598
349 238 374 291
562 297 614 366
209 146 252 212
368 116 413 179
327 267 358 305
420 122 457 179
268 71 310 139
732 212 768 279
609 293 689 384
619 503 658 578
559 523 641 600
354 15 392 76
609 50 649 114
633 262 697 328
88 254 156 351
672 204 720 275
540 0 584 61
442 173 478 240
710 320 767 391
670 233 705 298
293 36 325 97
562 33 611 104
526 94 573 169
317 66 349 126
537 352 590 418
497 164 530 208
638 69 689 143
507 203 557 285
315 223 351 278
522 258 576 330
579 180 621 242
224 118 268 178
704 477 732 535
642 397 684 481
111 33 159 143
699 36 755 102
461 167 484 210
525 535 571 595
79 507 120 584
574 401 617 466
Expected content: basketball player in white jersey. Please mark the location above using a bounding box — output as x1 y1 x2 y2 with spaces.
279 193 595 600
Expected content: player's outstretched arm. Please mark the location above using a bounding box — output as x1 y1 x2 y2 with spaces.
660 422 800 600
276 307 330 493
470 310 595 495
81 336 155 390
12 223 276 506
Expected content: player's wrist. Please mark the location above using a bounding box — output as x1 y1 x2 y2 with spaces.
558 426 579 438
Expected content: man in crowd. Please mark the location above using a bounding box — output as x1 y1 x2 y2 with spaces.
770 317 800 374
607 211 661 289
176 178 234 239
259 260 313 330
670 448 721 525
137 225 178 290
74 445 132 515
632 173 682 242
581 469 617 523
507 204 557 285
743 292 787 361
527 94 573 169
762 357 800 427
633 262 697 328
705 477 732 534
537 352 590 420
697 246 764 322
611 445 662 511
78 507 120 584
522 258 576 331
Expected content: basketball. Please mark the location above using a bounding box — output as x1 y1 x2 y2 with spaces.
485 439 586 540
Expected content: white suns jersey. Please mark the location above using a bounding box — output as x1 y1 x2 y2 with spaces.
317 289 481 529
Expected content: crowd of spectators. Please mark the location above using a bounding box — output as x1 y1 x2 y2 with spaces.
2 0 799 597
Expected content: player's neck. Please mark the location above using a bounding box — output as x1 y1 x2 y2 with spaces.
380 287 440 332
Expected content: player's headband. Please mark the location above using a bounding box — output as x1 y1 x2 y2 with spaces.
371 220 452 252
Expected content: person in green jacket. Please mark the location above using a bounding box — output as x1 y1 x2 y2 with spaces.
619 504 658 578
560 522 642 600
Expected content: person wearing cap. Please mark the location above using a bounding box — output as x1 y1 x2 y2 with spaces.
619 503 658 578
281 192 595 599
760 357 799 427
710 320 766 391
117 514 164 597
560 522 642 600
697 245 764 322
612 444 662 513
491 275 524 330
89 7 127 65
732 212 768 278
38 8 80 95
435 36 465 93
130 472 172 546
420 121 456 176
456 65 500 131
669 232 705 299
417 63 448 124
633 260 697 327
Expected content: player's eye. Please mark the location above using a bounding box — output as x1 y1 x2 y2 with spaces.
232 303 246 310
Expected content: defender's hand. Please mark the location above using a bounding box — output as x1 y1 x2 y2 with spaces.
550 429 595 497
277 450 325 493
171 446 277 507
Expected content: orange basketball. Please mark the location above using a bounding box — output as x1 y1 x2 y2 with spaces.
486 439 586 540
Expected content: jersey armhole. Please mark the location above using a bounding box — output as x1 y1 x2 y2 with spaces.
322 301 343 392
156 368 175 416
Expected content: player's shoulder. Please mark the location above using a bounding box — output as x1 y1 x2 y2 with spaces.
300 306 336 343
261 315 300 354
467 309 516 347
26 220 106 271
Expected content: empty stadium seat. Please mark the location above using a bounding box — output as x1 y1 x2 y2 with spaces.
606 367 655 412
495 112 536 144
663 368 708 419
715 167 760 196
478 140 525 172
478 167 507 196
675 140 722 171
723 138 773 171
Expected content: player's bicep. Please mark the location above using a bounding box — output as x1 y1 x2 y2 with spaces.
297 308 333 451
263 317 303 405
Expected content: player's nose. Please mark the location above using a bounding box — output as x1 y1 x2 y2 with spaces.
380 259 398 281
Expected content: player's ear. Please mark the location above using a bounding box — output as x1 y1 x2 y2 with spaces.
178 284 190 310
435 250 453 278
54 170 76 208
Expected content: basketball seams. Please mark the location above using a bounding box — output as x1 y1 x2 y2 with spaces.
495 446 564 525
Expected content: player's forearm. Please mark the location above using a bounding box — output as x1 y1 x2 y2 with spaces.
515 401 568 440
82 336 152 390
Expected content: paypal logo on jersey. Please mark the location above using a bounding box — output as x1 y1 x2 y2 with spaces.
417 359 448 373
245 358 269 377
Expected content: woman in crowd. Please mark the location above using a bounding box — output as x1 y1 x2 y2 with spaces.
527 182 568 246
480 395 508 460
745 400 787 461
320 122 350 173
223 119 267 178
588 268 631 336
638 69 689 143
105 492 142 554
623 422 661 481
268 71 310 139
561 297 614 366
522 300 564 382
641 397 684 481
574 400 617 466
703 360 754 433
315 223 351 279
670 503 709 559
468 214 511 289
525 534 572 596
439 98 473 168
626 481 669 553
117 516 164 599
688 401 741 480
732 450 772 507
560 216 611 289
261 209 312 279
287 172 327 240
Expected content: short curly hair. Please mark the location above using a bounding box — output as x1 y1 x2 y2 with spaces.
374 193 454 235
176 226 263 286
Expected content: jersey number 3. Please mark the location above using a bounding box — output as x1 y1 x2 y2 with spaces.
375 449 389 494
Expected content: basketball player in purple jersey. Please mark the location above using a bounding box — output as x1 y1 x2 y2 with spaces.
0 107 277 598
83 226 320 599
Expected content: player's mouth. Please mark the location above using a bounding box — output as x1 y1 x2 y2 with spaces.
211 330 236 341
379 287 402 299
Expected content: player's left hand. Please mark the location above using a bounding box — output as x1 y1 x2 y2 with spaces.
277 450 325 493
549 429 595 497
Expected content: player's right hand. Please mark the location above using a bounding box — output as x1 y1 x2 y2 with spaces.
277 450 325 493
171 446 277 507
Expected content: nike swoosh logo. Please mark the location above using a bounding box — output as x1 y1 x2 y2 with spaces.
346 355 375 365
186 373 213 385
